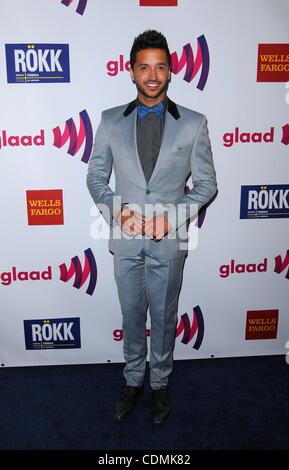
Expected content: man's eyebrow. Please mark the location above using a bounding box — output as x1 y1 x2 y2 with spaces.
137 62 168 66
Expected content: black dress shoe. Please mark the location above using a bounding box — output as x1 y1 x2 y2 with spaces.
151 388 170 424
113 385 144 421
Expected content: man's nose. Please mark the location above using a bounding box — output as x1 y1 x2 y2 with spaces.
148 68 157 80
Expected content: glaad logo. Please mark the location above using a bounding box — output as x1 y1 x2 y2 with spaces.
24 317 81 350
106 36 210 90
0 110 93 164
61 0 88 15
170 35 209 90
59 248 97 295
53 109 93 164
113 305 204 349
219 250 289 281
240 184 289 219
223 125 289 147
5 44 70 84
176 305 204 349
0 266 52 286
0 130 44 149
0 249 97 294
219 259 267 278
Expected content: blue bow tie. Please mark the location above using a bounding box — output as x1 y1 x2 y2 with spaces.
137 102 164 120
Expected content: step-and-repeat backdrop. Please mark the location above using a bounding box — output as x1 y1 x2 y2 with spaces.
1 0 288 367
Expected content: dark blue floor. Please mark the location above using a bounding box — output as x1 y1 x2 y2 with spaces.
0 355 289 450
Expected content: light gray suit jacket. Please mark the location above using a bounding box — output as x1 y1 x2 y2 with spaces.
87 98 217 259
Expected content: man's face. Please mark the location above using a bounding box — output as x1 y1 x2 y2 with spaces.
130 48 171 105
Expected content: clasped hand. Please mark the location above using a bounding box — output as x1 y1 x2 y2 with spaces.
118 209 171 241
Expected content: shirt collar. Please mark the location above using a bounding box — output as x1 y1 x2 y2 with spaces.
123 97 180 120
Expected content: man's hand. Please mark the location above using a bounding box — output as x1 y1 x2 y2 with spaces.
143 214 171 241
117 208 147 237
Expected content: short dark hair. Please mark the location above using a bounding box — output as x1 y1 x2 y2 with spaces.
130 30 171 70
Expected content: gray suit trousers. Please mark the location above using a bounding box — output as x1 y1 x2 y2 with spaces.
114 239 185 390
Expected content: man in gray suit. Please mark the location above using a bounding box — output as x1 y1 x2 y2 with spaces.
87 30 217 424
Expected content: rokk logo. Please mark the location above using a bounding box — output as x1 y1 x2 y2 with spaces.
223 125 289 147
106 35 210 90
61 0 87 15
59 248 97 295
0 249 97 294
26 189 64 225
113 305 204 349
140 0 178 5
240 184 289 219
53 109 93 164
257 44 289 82
24 317 81 349
5 44 70 84
245 310 278 340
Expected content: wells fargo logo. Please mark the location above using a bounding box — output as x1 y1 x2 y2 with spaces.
61 0 87 15
26 189 64 225
245 309 278 340
113 305 205 349
0 248 97 295
140 0 178 5
0 109 93 164
257 44 289 82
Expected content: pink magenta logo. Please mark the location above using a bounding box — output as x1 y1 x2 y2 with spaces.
59 248 97 295
106 35 210 90
282 124 289 145
274 249 289 279
52 109 93 164
171 35 210 90
176 305 204 349
112 305 204 349
61 0 87 15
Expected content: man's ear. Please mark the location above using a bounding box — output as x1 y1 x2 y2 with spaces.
130 69 135 84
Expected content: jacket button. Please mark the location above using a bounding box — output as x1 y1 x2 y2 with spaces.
146 190 151 194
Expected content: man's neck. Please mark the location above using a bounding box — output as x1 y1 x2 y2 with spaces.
137 94 167 108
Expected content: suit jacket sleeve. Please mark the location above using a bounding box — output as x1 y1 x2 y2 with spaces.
165 115 217 235
87 113 121 228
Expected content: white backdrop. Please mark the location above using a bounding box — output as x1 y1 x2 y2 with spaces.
0 0 289 367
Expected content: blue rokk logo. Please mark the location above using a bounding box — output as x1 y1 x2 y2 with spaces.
240 184 289 219
5 44 70 83
24 317 81 350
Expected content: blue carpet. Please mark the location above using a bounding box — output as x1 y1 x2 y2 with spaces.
0 355 288 450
